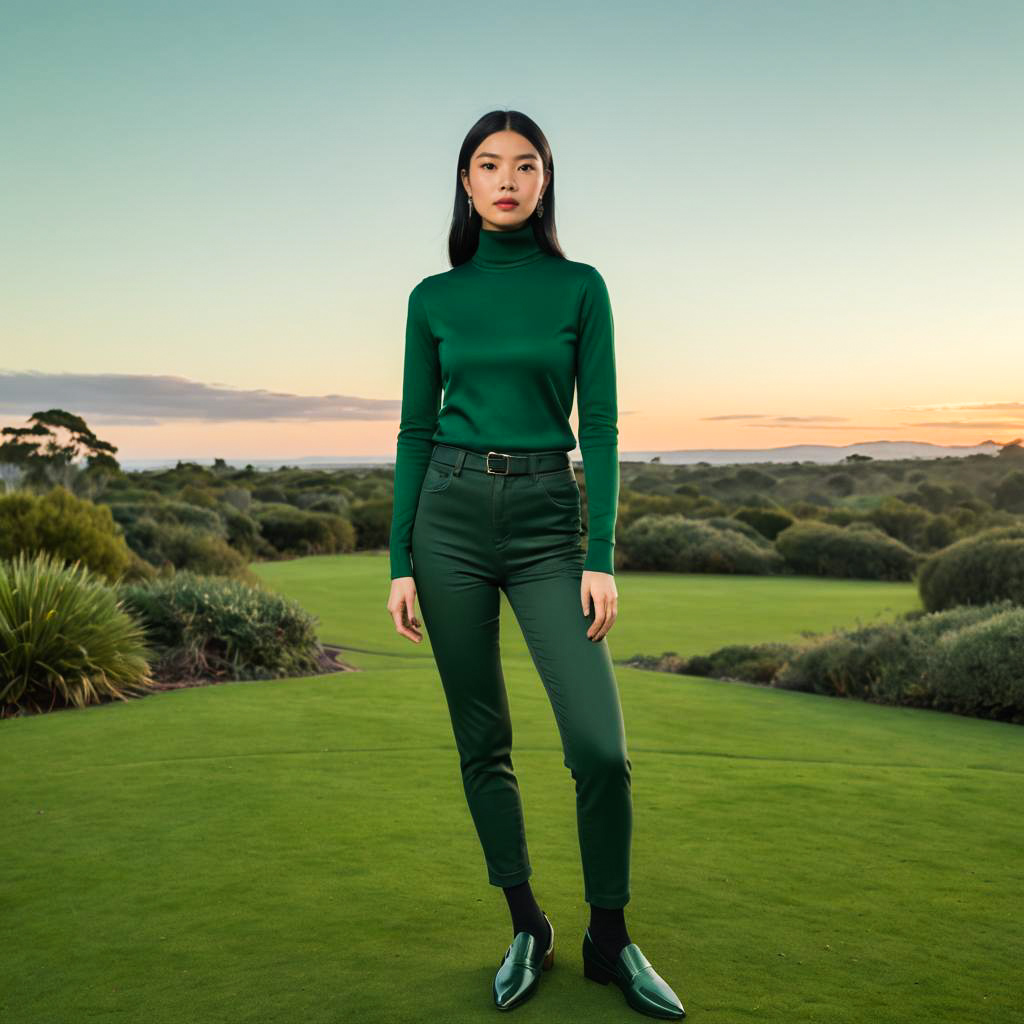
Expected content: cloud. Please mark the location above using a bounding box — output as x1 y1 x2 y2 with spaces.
702 413 850 423
0 370 400 425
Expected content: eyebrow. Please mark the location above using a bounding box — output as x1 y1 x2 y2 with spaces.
475 152 539 161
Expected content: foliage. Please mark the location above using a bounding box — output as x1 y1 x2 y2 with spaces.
916 524 1024 611
775 521 918 581
0 486 146 583
118 571 323 682
0 550 153 716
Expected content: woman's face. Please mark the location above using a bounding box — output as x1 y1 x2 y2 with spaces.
462 130 550 232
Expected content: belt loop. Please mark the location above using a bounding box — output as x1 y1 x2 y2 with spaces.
528 452 538 479
454 449 466 475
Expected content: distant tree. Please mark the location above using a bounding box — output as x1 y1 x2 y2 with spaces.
0 409 120 496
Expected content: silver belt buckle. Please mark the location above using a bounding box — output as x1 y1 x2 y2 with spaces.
486 451 511 475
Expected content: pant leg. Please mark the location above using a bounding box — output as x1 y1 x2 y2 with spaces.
411 457 532 888
503 572 633 908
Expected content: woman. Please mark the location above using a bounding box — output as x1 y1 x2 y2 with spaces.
386 109 685 1020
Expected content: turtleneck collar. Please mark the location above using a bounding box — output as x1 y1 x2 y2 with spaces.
471 220 547 270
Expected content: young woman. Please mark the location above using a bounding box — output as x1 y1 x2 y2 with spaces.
386 110 685 1019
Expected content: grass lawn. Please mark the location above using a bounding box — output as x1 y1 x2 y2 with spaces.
2 551 1020 1023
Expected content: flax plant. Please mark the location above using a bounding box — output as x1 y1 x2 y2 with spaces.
0 550 154 715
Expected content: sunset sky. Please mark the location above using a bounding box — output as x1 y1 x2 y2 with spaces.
2 1 1022 463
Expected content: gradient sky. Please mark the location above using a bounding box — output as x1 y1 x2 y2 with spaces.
1 1 1022 461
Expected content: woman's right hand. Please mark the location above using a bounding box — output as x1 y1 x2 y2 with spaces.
388 576 423 643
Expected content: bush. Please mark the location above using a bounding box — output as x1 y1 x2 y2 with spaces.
772 600 1021 719
118 570 323 681
671 642 795 684
122 517 253 579
927 607 1024 721
0 550 154 716
619 514 786 574
732 507 795 541
253 503 355 556
775 520 918 581
917 524 1024 611
0 486 139 583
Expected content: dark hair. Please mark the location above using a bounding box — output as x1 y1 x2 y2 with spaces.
448 110 566 267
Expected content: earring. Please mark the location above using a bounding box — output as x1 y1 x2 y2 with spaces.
536 195 544 219
467 194 473 217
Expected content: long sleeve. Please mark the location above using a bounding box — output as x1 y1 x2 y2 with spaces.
576 267 620 575
388 281 440 579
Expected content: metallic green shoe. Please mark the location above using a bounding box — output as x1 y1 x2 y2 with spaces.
582 928 685 1019
493 911 555 1011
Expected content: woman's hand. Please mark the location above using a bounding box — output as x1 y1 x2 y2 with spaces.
388 576 423 643
581 570 618 641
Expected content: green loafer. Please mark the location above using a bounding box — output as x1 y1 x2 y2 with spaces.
582 928 685 1019
493 911 555 1011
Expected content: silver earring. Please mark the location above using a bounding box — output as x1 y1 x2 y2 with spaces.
467 194 473 217
536 195 545 219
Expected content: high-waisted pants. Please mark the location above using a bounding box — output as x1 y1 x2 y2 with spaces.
410 443 632 908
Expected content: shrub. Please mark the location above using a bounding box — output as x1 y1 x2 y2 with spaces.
122 517 253 579
732 506 795 541
0 550 154 716
775 520 918 581
926 607 1024 721
673 642 795 684
917 524 1024 611
619 514 785 575
118 570 323 681
253 503 355 556
0 486 138 583
773 601 1019 716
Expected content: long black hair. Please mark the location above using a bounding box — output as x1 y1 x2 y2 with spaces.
449 110 566 267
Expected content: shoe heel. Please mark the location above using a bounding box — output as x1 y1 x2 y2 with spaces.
583 957 613 985
542 949 554 970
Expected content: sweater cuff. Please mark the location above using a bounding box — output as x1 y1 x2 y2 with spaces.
390 548 413 580
583 538 615 575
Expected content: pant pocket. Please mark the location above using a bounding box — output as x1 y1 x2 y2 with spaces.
534 467 580 510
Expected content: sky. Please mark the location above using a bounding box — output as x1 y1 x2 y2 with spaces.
1 0 1022 462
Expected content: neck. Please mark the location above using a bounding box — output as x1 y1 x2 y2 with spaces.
471 220 547 270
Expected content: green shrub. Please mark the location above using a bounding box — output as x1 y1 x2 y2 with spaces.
253 503 355 556
118 570 323 681
773 601 1019 717
619 514 785 574
0 550 154 716
917 524 1024 611
775 521 918 581
732 506 795 541
926 607 1024 721
121 517 253 579
0 486 140 583
675 642 795 684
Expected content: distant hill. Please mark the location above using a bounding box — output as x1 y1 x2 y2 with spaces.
118 439 1014 472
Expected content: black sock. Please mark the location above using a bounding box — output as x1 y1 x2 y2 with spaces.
589 903 631 963
502 881 551 948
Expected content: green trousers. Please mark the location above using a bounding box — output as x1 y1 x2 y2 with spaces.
410 443 632 908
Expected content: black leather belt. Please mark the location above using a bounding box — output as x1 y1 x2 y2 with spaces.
430 443 570 476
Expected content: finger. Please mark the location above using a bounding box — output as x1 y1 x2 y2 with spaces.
600 598 618 637
587 596 608 639
391 606 422 643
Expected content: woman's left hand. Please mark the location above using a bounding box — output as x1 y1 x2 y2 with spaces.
581 570 618 641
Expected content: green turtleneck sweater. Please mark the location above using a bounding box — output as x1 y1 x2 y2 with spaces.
389 220 619 578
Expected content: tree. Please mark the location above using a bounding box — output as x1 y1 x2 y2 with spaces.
0 409 121 496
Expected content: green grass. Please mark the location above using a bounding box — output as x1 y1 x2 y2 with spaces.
2 551 1021 1024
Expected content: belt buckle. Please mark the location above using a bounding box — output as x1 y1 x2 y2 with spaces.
486 450 511 475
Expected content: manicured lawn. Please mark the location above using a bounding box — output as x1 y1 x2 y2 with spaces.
2 552 1020 1023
